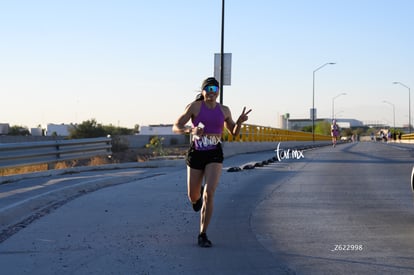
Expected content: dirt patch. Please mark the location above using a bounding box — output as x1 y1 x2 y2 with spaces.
111 145 188 163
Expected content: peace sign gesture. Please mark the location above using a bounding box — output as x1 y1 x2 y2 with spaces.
237 107 252 124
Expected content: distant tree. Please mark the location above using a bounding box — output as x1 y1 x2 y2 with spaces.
302 125 312 133
69 119 106 139
315 121 331 135
342 128 353 137
69 119 135 139
8 125 30 136
102 124 134 135
301 122 330 135
352 127 367 137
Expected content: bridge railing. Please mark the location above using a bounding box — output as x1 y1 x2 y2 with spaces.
0 137 112 169
222 124 331 142
402 133 414 142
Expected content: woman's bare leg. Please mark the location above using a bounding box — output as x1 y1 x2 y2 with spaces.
187 166 204 203
200 163 222 233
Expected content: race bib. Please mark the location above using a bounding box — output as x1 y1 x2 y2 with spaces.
193 135 221 150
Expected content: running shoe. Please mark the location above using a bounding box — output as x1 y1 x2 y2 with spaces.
192 185 204 212
198 232 212 247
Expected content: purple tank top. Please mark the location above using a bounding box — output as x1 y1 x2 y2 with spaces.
192 102 225 134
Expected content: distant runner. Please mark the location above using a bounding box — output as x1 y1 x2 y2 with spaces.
331 119 340 147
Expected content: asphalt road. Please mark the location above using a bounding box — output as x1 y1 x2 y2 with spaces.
0 142 414 274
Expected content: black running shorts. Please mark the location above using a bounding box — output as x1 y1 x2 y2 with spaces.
186 142 224 170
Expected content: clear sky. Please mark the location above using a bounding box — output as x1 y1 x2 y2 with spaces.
1 0 413 129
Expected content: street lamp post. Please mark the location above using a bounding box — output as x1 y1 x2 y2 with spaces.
219 0 225 104
382 100 395 131
332 93 347 120
312 62 336 142
393 81 411 133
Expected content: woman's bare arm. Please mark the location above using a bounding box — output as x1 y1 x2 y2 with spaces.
223 106 252 136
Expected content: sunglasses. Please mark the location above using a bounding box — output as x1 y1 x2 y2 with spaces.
204 85 219 93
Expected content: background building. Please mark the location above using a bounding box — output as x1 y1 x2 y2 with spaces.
139 124 175 135
0 123 10 135
279 115 364 130
46 124 76 136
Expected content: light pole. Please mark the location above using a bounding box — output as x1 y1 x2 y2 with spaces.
332 92 347 120
219 0 225 104
382 100 395 131
393 81 411 133
312 62 336 141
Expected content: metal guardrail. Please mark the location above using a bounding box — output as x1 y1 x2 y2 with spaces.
0 137 112 169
